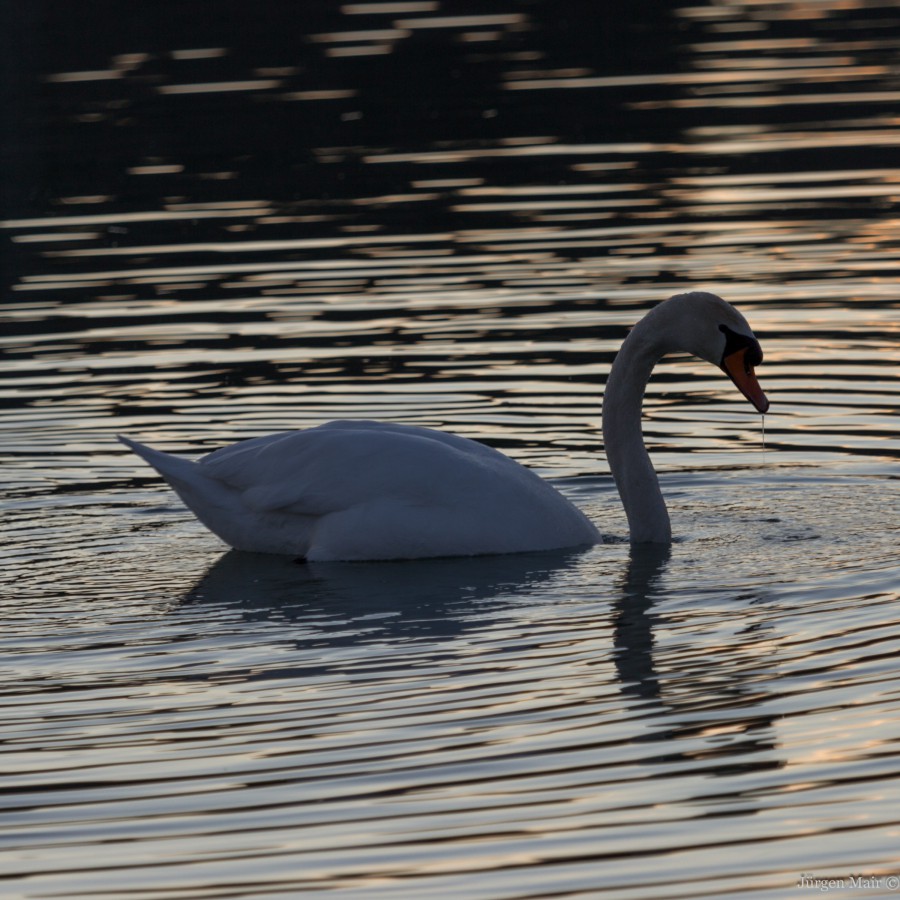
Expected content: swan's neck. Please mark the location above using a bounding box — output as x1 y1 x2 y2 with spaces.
602 322 672 543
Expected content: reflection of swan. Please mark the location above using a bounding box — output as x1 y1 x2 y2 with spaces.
612 545 782 779
613 545 671 700
186 548 584 641
121 292 768 559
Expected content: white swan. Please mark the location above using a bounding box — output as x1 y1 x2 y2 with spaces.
120 291 768 559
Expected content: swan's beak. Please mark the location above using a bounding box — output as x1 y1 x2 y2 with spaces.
721 348 770 414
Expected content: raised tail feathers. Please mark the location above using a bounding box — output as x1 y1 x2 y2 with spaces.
118 434 237 516
118 435 204 491
119 435 306 554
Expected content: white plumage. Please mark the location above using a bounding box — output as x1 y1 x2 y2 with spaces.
120 421 598 560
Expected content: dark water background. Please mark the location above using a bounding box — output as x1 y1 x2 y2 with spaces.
2 2 899 898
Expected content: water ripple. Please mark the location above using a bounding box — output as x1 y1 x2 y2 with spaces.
3 1 900 897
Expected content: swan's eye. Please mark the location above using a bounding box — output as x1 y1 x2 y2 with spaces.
744 342 763 372
719 324 763 371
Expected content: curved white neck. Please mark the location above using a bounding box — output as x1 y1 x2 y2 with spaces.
601 318 672 543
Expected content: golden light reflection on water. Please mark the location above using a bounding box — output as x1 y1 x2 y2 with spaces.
4 4 900 898
4 0 899 471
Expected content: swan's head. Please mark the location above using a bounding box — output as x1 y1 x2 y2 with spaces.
660 292 770 414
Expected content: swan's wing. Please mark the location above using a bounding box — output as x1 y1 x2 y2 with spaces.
200 431 338 515
198 421 501 517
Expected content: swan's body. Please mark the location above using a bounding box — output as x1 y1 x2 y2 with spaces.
120 421 598 559
121 292 768 559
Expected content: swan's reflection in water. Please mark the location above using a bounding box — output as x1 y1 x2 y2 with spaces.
191 548 772 699
185 547 586 641
185 545 785 818
613 544 670 701
186 546 782 783
612 545 782 785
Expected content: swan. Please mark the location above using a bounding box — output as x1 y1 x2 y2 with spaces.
120 291 768 559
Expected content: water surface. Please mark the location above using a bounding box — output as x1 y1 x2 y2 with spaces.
2 2 899 898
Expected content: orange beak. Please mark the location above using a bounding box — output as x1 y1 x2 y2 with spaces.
721 348 769 414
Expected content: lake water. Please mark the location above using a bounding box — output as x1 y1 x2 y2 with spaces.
2 1 899 898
